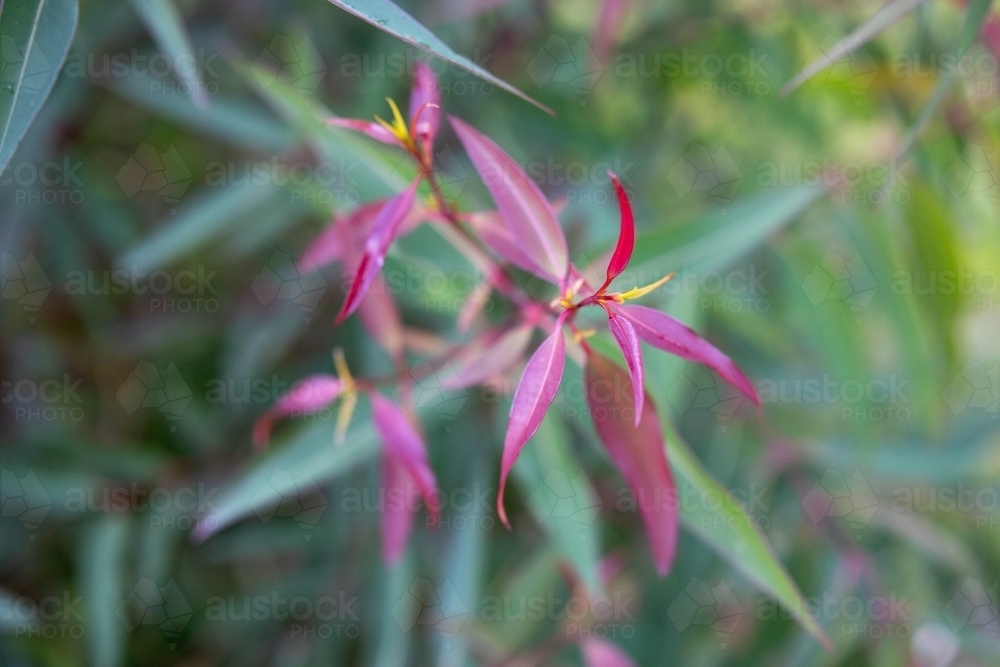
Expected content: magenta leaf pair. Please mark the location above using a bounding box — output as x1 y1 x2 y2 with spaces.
254 387 439 565
449 118 759 574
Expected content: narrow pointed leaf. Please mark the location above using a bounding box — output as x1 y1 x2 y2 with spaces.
617 304 759 408
130 0 208 107
408 60 440 146
580 637 637 667
498 319 567 528
335 180 419 324
371 393 441 528
603 172 635 289
326 117 400 145
450 116 568 282
781 0 928 95
607 312 644 425
323 0 551 114
0 0 78 175
253 375 342 449
665 423 831 647
586 352 677 576
440 324 534 390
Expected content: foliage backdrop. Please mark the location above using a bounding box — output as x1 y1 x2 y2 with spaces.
1 0 999 666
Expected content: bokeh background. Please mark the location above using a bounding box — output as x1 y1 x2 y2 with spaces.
1 0 999 665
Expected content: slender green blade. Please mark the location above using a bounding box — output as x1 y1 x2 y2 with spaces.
129 0 208 107
324 0 552 114
0 0 78 174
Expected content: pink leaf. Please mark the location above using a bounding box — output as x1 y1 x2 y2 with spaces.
298 200 387 273
586 352 677 576
616 304 760 408
358 287 405 363
326 118 400 146
497 316 567 528
380 452 421 565
371 393 441 563
439 323 534 390
335 180 420 324
408 61 441 147
606 310 644 425
580 637 637 667
449 116 568 283
463 211 554 281
600 172 635 292
253 375 342 450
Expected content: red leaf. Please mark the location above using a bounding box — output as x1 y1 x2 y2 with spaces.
439 324 534 390
586 352 677 576
253 375 342 450
334 180 420 324
408 61 441 147
497 317 567 528
601 172 635 292
379 452 420 565
606 311 644 425
580 637 637 667
616 304 760 408
450 116 568 283
371 393 441 563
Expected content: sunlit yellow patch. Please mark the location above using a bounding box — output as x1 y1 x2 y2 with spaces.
612 271 675 303
572 328 596 343
374 97 413 148
333 348 357 445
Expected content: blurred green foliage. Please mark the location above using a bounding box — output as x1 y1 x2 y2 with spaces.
1 0 999 666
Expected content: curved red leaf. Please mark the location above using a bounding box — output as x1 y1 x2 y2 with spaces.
334 180 419 324
606 311 644 425
253 375 342 450
586 352 677 576
449 116 568 283
497 318 567 528
601 172 635 292
616 304 760 408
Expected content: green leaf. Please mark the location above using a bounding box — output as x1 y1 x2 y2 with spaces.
129 0 208 107
630 186 824 276
781 0 930 96
895 0 994 157
193 418 380 540
0 0 78 174
664 423 832 648
80 514 130 667
514 412 602 594
324 0 552 115
117 182 280 273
